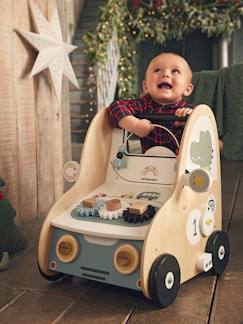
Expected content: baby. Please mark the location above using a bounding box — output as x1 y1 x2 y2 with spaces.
107 52 194 154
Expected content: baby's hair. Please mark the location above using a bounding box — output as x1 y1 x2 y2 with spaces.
140 52 193 98
145 52 192 82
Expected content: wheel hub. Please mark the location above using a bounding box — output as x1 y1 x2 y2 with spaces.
218 245 225 260
165 272 174 289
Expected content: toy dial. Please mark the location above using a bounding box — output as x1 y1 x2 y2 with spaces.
63 161 80 182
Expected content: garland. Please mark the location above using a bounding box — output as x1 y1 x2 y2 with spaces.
83 0 243 99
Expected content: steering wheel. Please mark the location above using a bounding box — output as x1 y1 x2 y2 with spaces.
151 123 180 148
125 123 179 157
133 113 190 156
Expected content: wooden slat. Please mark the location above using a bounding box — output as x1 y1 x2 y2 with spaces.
0 1 19 221
71 129 86 134
219 161 242 272
56 0 72 169
36 75 65 218
0 290 75 323
0 286 24 311
128 276 216 324
32 0 65 217
221 160 242 230
0 248 42 288
0 0 71 223
227 218 243 272
56 282 140 323
0 247 91 296
209 272 243 324
13 1 38 223
209 163 243 323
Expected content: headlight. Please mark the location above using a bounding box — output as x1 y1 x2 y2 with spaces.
56 234 79 263
113 244 139 275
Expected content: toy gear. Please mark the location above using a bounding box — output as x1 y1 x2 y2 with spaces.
99 201 129 220
123 205 156 223
75 199 105 217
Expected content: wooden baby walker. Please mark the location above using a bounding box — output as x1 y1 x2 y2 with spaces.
38 104 230 308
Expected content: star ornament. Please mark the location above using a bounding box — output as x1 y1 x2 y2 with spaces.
16 0 79 102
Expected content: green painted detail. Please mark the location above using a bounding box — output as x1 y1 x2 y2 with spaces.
48 228 143 291
190 130 212 170
71 208 154 227
0 190 27 257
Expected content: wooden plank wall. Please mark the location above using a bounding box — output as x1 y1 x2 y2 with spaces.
0 0 72 224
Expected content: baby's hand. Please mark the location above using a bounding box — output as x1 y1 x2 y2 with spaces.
135 119 154 137
174 107 193 127
175 107 193 117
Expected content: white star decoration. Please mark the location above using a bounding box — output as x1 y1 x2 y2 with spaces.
16 0 79 102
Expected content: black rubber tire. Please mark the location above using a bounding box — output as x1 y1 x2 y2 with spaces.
206 230 230 275
149 254 181 308
37 261 64 281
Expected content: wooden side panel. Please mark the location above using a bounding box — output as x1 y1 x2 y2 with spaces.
38 109 113 275
141 105 221 297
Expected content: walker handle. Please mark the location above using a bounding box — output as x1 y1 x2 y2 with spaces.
135 113 188 122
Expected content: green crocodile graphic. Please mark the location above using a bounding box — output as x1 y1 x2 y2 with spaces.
190 130 213 170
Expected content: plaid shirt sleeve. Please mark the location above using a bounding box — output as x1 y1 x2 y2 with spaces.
106 99 142 128
106 95 194 154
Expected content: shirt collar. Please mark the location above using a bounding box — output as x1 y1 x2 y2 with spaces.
143 94 186 109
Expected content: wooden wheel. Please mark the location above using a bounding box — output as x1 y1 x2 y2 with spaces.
206 230 230 275
149 254 181 308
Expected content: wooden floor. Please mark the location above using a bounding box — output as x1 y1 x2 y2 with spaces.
0 160 243 324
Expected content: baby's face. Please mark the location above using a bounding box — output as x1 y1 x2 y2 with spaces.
142 53 193 105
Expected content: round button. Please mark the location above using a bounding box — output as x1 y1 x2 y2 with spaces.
189 169 212 193
113 244 140 275
63 161 80 183
56 235 79 263
117 152 124 159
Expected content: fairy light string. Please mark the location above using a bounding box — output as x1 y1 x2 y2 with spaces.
83 0 243 100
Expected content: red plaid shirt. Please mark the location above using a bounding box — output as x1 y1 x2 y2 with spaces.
107 94 194 154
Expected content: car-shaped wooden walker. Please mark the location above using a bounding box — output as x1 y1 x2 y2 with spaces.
38 104 230 308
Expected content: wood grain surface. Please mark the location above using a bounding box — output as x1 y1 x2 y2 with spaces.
0 0 71 224
0 160 242 323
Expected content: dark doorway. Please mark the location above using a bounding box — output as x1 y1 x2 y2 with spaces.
136 31 217 94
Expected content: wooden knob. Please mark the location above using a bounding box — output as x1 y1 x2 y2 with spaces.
129 202 148 215
56 235 79 263
63 161 80 183
106 199 121 211
82 197 96 208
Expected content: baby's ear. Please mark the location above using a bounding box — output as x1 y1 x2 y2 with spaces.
142 80 148 94
184 83 193 97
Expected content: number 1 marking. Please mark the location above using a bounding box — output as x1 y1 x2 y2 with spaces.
193 218 197 236
187 210 201 245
